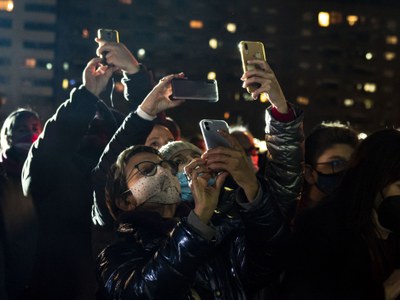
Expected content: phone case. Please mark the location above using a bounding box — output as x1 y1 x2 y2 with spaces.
171 79 219 102
199 119 231 150
97 29 120 43
239 41 266 93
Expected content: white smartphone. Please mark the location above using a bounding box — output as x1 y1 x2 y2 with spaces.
199 119 231 150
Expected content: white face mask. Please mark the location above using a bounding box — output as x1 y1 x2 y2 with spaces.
128 166 181 207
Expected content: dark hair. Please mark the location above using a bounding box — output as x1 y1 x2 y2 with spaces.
305 122 359 165
0 108 40 151
154 116 181 141
335 129 400 264
105 145 160 220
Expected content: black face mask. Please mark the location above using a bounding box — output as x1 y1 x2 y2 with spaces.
315 170 345 195
377 196 400 233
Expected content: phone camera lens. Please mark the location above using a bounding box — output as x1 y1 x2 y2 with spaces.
244 43 248 51
205 126 210 131
204 122 209 126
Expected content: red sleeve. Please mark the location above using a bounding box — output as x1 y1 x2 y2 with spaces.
270 105 295 123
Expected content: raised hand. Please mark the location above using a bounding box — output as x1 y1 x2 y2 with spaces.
202 131 260 202
139 73 186 117
241 60 288 113
95 39 140 74
82 58 118 97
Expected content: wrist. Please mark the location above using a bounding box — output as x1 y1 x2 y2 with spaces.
273 102 288 114
123 63 140 75
139 103 157 117
194 207 214 224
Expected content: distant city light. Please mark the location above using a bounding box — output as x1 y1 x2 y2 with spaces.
137 48 146 59
25 58 37 68
365 52 373 60
63 62 69 71
0 0 14 12
358 133 368 140
62 79 69 90
384 52 396 61
209 38 218 49
363 83 377 93
223 112 230 119
356 83 363 90
386 35 398 45
234 93 240 101
259 93 269 103
189 20 203 29
344 98 355 107
363 99 374 109
347 15 358 26
207 71 216 80
69 79 76 86
318 12 330 27
296 96 310 106
82 29 90 39
226 23 237 33
46 63 53 70
119 0 132 4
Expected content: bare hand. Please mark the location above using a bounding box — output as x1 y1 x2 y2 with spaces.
82 58 118 97
185 158 228 224
140 73 186 117
202 131 259 202
384 269 400 300
95 39 140 74
241 60 288 113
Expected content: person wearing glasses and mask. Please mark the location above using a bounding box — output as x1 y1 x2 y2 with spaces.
296 121 359 215
281 128 400 299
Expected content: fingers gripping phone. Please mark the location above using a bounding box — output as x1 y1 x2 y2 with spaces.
171 78 219 102
239 41 266 93
97 29 119 65
199 119 231 150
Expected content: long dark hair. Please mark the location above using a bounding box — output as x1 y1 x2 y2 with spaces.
335 129 400 262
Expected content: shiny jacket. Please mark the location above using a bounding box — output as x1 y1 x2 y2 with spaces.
96 108 304 300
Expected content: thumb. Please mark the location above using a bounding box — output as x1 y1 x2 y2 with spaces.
215 172 228 190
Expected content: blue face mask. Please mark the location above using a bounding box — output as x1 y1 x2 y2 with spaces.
177 171 217 201
315 170 345 195
177 172 193 201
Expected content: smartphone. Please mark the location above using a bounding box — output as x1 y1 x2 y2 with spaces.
239 41 266 93
171 78 219 102
97 29 119 65
199 119 231 150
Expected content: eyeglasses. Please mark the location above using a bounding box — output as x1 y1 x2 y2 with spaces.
314 159 349 174
127 160 178 180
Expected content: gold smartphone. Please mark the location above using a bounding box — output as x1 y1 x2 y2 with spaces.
97 29 120 43
239 41 266 93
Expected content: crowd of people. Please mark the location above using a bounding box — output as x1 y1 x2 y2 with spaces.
0 35 399 300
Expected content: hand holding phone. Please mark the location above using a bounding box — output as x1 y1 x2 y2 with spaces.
239 41 266 94
171 78 219 102
199 119 231 150
97 29 120 65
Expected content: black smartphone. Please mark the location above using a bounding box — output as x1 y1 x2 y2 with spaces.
97 29 119 65
171 78 219 102
199 119 231 149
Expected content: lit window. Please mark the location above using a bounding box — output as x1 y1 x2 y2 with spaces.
25 58 37 68
209 38 218 49
207 72 216 80
358 133 368 140
296 96 310 106
386 35 398 45
63 62 69 71
223 112 230 119
137 48 146 59
363 99 374 110
0 0 14 12
62 79 69 90
82 29 90 39
363 83 377 93
356 83 363 90
384 52 396 61
119 0 132 4
189 20 203 29
46 63 52 70
344 98 355 107
226 23 236 33
330 12 343 24
259 93 269 103
347 15 358 26
318 12 330 27
234 93 240 101
365 52 373 60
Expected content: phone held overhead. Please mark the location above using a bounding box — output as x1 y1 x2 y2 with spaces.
199 119 231 150
171 78 219 102
97 28 119 65
238 41 266 94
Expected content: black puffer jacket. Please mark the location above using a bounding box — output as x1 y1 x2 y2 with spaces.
96 108 304 300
